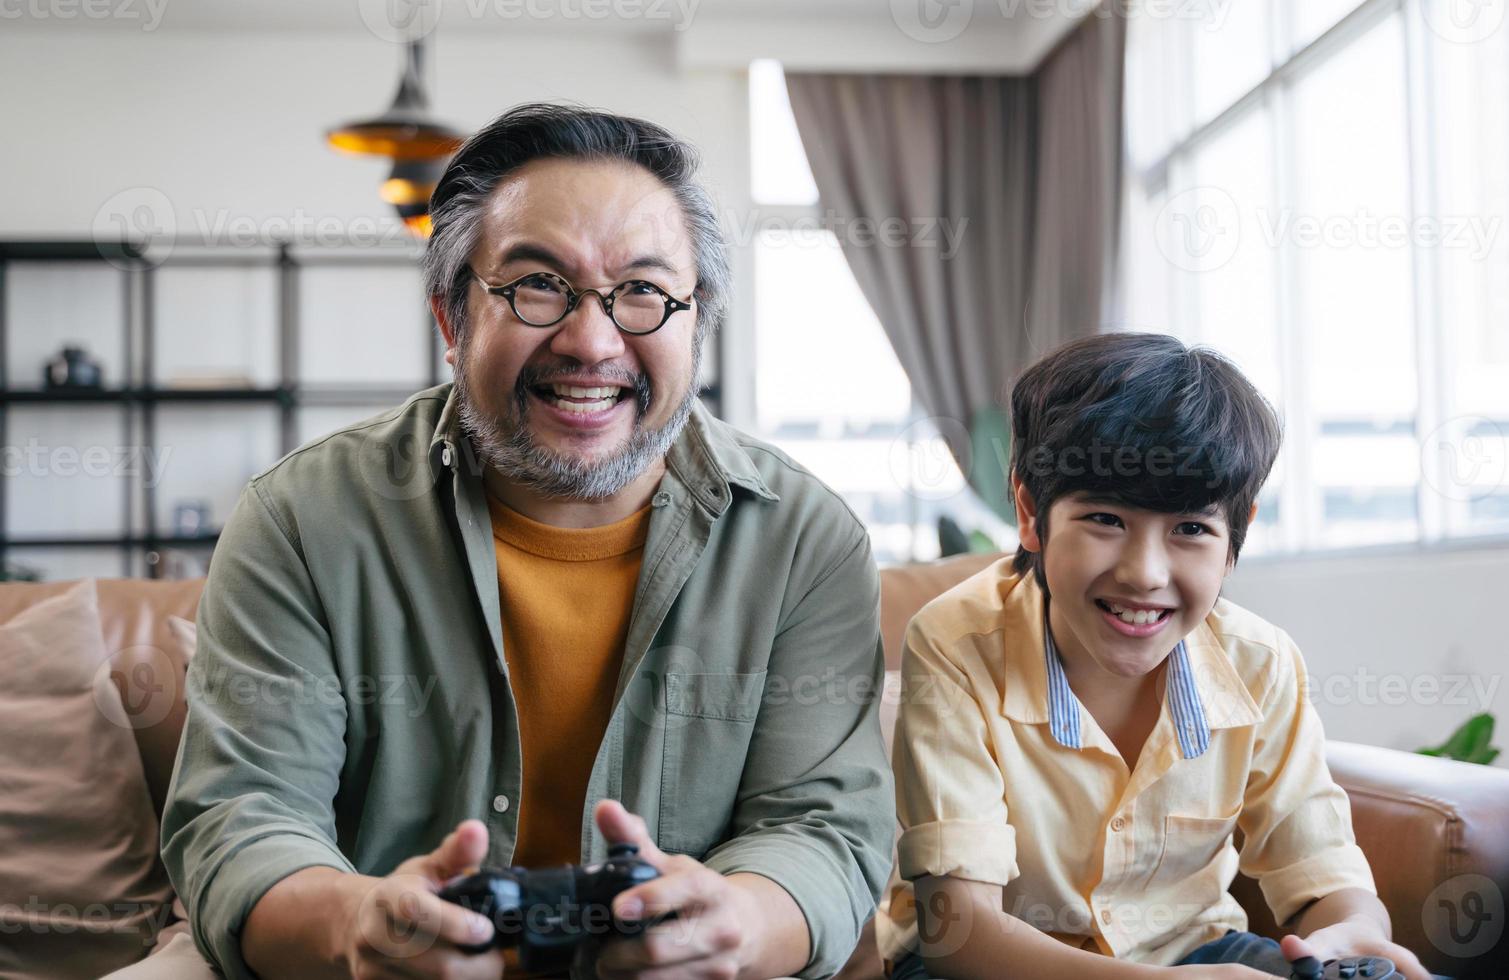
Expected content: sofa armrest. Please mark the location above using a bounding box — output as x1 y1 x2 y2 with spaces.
1234 740 1509 978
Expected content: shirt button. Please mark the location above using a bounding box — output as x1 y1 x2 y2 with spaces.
1111 815 1126 832
652 490 673 507
492 794 510 814
1100 909 1112 924
441 446 453 467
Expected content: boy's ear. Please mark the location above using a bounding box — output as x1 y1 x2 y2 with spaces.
1248 501 1259 525
1011 473 1043 553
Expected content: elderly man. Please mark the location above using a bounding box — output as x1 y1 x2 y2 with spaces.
105 104 894 980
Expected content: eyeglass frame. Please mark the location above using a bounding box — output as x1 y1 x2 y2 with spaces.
468 265 694 336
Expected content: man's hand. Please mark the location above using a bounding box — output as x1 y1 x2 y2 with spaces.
1169 968 1275 979
337 819 505 979
1281 923 1431 980
591 800 757 980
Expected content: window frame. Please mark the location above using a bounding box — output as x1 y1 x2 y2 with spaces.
1129 0 1509 561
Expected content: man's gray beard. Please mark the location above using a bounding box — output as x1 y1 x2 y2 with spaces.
454 345 701 501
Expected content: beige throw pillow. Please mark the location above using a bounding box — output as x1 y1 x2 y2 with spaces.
0 580 173 979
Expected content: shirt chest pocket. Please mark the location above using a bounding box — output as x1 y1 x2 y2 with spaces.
1150 805 1240 886
657 670 765 856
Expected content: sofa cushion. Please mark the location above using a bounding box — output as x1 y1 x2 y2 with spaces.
878 553 1003 670
0 580 174 979
0 577 203 818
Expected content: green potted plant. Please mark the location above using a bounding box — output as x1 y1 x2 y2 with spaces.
1417 712 1500 766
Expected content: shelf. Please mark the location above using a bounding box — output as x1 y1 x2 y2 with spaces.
0 386 294 404
0 239 512 579
0 385 442 405
6 533 221 549
0 241 146 263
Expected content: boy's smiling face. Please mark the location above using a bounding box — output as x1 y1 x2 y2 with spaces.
1014 476 1255 680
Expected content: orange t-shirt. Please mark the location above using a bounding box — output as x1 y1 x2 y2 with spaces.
486 494 651 869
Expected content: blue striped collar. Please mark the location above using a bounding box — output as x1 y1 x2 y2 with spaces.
1043 611 1212 760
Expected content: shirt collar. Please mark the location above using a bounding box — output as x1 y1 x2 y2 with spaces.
996 571 1262 755
427 382 779 508
1044 623 1212 759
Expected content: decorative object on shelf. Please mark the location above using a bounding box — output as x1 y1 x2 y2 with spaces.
1417 712 1500 765
326 35 463 238
156 548 210 581
164 371 256 390
172 500 212 538
42 345 105 389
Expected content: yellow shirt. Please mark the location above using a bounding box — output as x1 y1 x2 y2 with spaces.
488 495 652 870
880 558 1375 966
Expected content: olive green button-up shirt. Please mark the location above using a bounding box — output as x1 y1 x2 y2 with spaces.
160 384 895 980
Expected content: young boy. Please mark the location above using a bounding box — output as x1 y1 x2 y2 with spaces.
879 333 1435 979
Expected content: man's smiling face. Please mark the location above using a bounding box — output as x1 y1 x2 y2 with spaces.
1016 481 1238 681
448 156 702 499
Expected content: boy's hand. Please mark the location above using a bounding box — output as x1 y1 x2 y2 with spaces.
1281 925 1431 980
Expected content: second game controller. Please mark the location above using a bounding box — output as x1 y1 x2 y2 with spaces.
1289 954 1402 980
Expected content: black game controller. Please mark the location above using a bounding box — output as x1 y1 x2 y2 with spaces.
437 842 661 974
1289 955 1401 980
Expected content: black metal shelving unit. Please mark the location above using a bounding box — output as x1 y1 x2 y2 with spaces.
0 239 442 579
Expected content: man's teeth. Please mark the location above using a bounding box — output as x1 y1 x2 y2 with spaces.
546 383 623 413
551 384 622 399
1105 601 1168 626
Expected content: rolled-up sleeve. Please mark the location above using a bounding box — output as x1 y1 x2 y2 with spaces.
160 480 356 980
1237 630 1376 925
701 530 895 980
893 619 1018 888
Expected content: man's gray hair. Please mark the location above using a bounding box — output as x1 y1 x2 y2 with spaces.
422 102 730 347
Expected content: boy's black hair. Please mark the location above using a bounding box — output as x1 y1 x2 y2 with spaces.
1009 332 1283 588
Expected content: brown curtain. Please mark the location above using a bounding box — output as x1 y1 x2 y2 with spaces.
785 10 1126 517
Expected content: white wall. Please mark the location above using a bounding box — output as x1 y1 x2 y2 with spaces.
0 25 755 579
1226 541 1508 764
0 28 749 230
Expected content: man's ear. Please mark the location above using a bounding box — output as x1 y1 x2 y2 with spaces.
1011 473 1042 553
429 294 458 368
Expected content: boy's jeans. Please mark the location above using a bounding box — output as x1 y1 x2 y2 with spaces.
889 929 1451 977
888 930 1289 979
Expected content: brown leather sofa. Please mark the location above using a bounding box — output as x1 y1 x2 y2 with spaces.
4 563 1508 978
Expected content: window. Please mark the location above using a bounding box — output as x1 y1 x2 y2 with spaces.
1123 0 1509 554
748 60 1013 564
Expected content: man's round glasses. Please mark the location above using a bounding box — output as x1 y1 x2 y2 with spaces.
469 267 693 336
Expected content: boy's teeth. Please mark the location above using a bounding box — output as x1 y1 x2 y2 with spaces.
1106 602 1166 626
